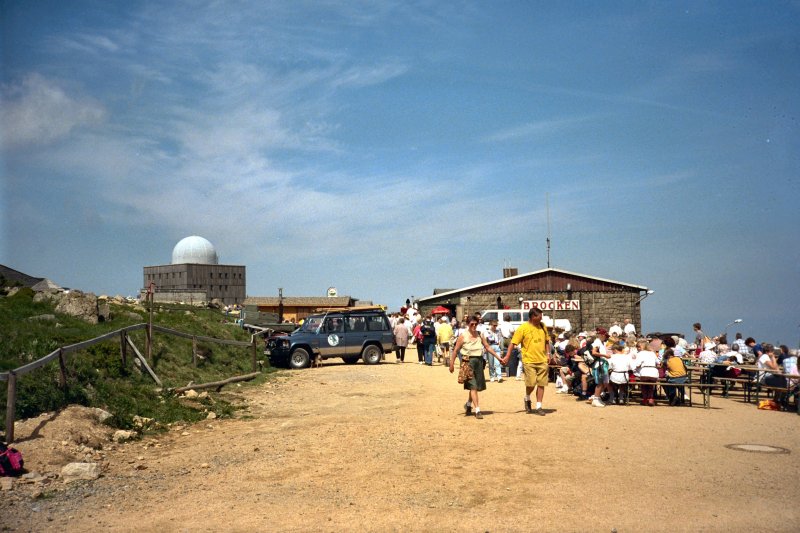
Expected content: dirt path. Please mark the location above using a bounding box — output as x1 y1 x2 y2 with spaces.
4 358 800 532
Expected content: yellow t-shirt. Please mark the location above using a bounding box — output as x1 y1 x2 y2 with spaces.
511 322 549 364
437 323 453 344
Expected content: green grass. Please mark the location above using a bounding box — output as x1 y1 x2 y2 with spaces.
0 289 276 436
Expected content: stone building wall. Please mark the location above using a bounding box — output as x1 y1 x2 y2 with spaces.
143 264 246 305
421 290 642 334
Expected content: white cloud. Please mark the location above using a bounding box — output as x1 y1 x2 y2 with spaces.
0 74 107 149
483 115 602 143
330 63 409 88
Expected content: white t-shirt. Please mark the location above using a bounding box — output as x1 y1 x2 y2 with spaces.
623 323 636 335
608 353 632 383
632 350 659 379
499 322 516 339
592 338 607 355
609 325 623 336
757 353 772 382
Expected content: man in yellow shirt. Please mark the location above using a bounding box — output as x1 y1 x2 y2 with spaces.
503 308 550 415
436 317 454 364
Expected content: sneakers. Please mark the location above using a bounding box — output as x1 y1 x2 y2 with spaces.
534 408 545 416
591 398 606 408
475 411 483 419
524 399 532 414
497 377 503 383
489 377 496 382
464 403 472 416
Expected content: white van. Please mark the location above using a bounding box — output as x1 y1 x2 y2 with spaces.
479 309 571 332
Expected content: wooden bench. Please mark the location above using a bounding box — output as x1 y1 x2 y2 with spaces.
624 380 724 408
713 377 755 402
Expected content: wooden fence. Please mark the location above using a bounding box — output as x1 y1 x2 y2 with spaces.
0 323 258 443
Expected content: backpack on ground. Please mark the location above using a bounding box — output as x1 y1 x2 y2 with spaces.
0 442 24 477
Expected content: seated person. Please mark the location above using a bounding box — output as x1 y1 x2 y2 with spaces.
557 345 578 393
631 340 659 406
662 348 688 406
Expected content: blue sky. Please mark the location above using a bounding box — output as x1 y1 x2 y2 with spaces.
1 1 798 344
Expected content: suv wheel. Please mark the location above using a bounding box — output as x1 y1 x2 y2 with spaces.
361 345 382 365
342 356 359 365
289 348 311 369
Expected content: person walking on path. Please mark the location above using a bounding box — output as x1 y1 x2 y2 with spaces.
437 317 454 364
421 317 437 366
502 308 551 416
393 317 409 363
485 320 504 382
449 317 501 419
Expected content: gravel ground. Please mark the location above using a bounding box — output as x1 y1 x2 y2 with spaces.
2 356 799 532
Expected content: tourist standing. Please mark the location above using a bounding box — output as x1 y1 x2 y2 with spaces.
484 320 504 382
393 317 409 363
413 321 425 364
502 308 550 415
449 318 501 419
437 317 454 365
421 317 437 366
623 318 636 336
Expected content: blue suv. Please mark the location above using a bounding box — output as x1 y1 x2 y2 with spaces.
265 307 394 369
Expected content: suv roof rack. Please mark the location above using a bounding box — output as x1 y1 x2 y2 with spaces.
313 305 385 312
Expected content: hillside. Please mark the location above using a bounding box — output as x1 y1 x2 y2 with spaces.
0 287 275 435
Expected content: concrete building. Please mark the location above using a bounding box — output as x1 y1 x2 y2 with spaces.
417 267 649 334
142 236 246 305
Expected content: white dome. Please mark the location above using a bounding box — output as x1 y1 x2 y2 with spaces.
171 236 219 265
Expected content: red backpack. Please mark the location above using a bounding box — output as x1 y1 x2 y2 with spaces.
0 442 24 476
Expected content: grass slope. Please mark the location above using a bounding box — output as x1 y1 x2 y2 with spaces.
0 288 275 436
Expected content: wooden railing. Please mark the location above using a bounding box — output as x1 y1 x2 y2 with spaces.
1 323 258 442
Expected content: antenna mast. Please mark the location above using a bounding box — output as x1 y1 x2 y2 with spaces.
546 193 551 268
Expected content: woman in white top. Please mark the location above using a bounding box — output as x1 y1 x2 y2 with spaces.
756 343 778 384
608 343 632 404
631 340 659 406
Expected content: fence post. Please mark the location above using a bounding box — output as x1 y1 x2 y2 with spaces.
251 337 257 372
192 336 197 367
58 348 67 390
120 330 128 367
5 370 17 443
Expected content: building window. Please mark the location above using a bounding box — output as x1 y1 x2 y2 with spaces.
209 272 213 278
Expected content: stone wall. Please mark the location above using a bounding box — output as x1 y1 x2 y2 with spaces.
420 290 642 334
139 289 208 306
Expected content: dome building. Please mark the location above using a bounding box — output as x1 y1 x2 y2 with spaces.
142 236 246 305
171 236 219 265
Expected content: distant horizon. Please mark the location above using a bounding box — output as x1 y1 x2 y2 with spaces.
2 259 790 347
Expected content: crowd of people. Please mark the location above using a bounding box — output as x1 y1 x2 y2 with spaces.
388 310 799 418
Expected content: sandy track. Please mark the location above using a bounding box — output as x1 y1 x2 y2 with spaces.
4 357 800 532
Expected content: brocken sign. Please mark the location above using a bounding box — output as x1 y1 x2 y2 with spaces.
521 300 581 311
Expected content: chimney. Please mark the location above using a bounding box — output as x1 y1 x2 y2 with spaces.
503 267 518 278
